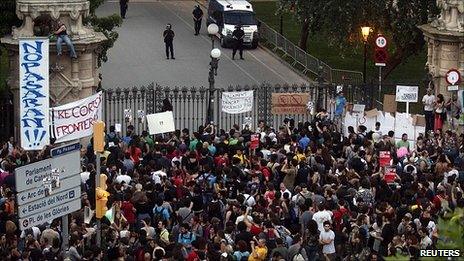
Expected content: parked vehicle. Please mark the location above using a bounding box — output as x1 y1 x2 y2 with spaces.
206 0 259 49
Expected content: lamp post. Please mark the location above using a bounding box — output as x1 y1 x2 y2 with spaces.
207 24 221 124
361 26 371 84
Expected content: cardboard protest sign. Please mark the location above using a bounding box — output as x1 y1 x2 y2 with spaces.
412 115 426 127
271 93 309 114
365 108 378 118
383 94 397 113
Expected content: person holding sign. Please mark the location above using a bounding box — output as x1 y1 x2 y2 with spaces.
434 94 445 132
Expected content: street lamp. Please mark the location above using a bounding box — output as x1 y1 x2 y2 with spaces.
207 23 220 124
207 23 219 48
361 26 371 84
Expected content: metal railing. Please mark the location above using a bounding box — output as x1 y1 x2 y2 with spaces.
259 21 364 85
102 83 340 136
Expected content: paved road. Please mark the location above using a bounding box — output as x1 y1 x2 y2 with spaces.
96 0 309 89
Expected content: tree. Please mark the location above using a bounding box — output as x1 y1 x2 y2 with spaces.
385 208 464 261
318 0 439 79
277 0 324 51
0 0 21 37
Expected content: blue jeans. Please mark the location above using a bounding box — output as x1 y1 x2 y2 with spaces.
56 34 77 58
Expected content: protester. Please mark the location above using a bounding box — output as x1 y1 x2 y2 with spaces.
0 105 463 260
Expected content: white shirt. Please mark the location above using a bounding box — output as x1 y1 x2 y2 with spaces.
280 189 292 199
313 210 333 232
80 171 90 184
320 229 336 254
420 235 432 249
422 94 435 111
20 226 41 240
152 170 167 184
116 174 132 184
242 194 256 207
235 214 253 225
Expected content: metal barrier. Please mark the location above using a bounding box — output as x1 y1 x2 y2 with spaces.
259 21 364 85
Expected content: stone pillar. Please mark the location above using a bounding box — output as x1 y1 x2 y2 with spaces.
419 0 464 97
0 0 107 139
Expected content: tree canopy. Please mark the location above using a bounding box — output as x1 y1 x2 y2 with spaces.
278 0 439 79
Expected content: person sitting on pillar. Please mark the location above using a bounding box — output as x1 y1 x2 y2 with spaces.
54 20 77 59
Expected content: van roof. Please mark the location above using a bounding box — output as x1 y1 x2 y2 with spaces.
215 0 254 12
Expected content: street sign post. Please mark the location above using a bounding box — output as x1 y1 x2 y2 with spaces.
374 35 388 106
50 142 81 158
18 187 81 218
17 174 81 205
375 35 387 48
446 69 461 92
19 198 81 230
15 150 80 192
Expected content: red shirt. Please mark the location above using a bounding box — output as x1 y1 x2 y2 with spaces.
128 147 142 164
121 201 136 224
250 224 262 236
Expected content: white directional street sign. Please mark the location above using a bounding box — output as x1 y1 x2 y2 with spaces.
19 198 81 231
17 174 81 205
18 186 81 218
15 150 80 192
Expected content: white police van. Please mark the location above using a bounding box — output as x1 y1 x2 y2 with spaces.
206 0 259 49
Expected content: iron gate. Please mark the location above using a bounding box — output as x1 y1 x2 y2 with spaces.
102 83 341 135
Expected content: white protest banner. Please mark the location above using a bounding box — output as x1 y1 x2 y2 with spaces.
221 91 253 114
146 111 175 135
19 38 50 150
51 92 102 143
396 85 418 102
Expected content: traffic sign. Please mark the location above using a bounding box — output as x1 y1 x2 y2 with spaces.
50 142 81 158
17 174 81 205
446 69 461 85
374 49 388 65
18 186 81 218
375 35 387 48
19 198 81 231
15 150 80 192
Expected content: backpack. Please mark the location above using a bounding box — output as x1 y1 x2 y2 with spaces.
265 229 277 249
198 173 213 192
153 207 166 224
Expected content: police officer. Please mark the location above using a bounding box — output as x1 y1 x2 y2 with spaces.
232 25 245 60
192 5 203 35
163 24 175 59
119 0 129 19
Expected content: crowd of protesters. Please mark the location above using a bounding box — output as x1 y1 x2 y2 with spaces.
0 106 463 260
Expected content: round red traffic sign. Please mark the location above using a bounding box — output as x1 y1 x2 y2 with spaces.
375 35 387 48
446 69 461 85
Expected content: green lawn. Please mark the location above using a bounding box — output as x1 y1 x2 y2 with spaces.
252 1 427 85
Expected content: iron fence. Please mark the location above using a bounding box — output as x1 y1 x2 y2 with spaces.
258 22 364 85
102 83 344 136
